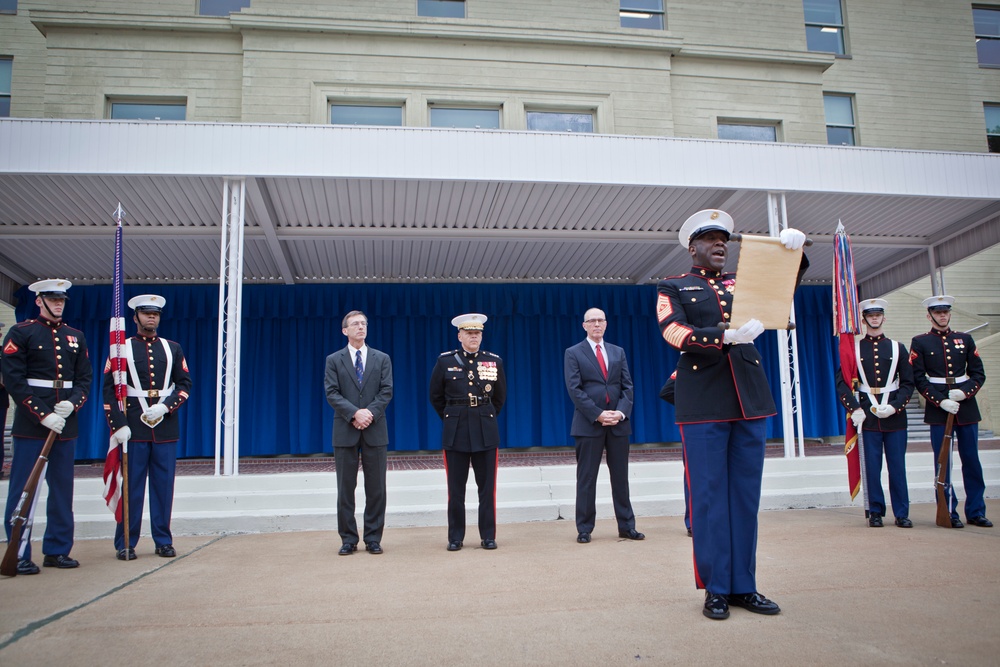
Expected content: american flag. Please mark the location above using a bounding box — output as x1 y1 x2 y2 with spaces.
833 222 863 500
102 204 127 521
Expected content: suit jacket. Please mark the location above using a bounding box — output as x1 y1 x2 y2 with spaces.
564 339 633 438
324 346 393 448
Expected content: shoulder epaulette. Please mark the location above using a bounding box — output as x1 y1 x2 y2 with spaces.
439 349 457 357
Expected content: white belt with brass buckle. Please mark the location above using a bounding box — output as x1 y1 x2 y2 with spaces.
27 378 73 389
126 386 174 399
858 380 899 395
928 374 969 385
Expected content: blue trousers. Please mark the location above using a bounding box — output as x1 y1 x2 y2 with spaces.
861 429 909 518
114 441 177 551
681 418 766 595
929 423 986 521
4 436 76 561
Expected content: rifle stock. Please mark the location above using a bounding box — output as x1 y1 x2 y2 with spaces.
935 414 955 528
1 430 58 577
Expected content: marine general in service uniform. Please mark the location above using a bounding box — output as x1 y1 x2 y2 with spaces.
2 279 92 575
429 313 507 552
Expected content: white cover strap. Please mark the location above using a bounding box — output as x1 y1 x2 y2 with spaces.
855 338 900 409
125 338 173 415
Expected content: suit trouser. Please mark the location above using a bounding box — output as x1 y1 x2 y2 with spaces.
334 441 387 545
681 418 766 595
574 431 635 534
4 436 76 561
114 440 178 551
861 429 909 519
930 422 986 521
443 448 498 543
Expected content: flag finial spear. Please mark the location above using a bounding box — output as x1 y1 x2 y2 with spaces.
835 219 845 234
113 203 125 225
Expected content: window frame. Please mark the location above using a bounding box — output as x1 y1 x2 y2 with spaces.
823 93 857 146
716 120 781 143
330 103 405 127
198 0 250 17
803 0 847 56
429 105 501 130
619 0 665 30
0 57 12 118
0 0 17 16
417 0 466 19
107 98 188 121
525 110 595 133
973 5 1000 68
986 103 1000 153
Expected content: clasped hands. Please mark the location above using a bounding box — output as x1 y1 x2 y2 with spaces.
598 410 623 427
940 389 966 415
352 408 374 430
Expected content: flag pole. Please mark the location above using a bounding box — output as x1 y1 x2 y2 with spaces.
114 203 130 557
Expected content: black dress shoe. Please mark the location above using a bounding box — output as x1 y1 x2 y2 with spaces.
967 516 993 527
618 528 645 540
703 592 730 620
894 517 913 528
338 543 358 556
577 532 591 544
951 517 965 529
155 545 176 558
686 528 692 538
116 548 137 561
481 539 498 550
365 542 383 554
868 513 883 527
447 541 463 551
42 554 79 569
17 559 40 575
728 592 781 615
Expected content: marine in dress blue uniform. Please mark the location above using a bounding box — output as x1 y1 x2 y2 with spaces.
429 313 507 551
2 279 92 574
656 210 806 620
835 299 915 527
103 295 192 560
909 295 991 529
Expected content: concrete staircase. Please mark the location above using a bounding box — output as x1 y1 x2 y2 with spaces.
4 449 998 541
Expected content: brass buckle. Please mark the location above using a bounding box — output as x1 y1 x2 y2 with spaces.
944 378 957 386
469 395 478 407
148 389 160 398
52 380 65 389
870 387 882 395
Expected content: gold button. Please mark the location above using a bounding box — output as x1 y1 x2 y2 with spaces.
702 337 708 342
714 339 719 344
724 313 730 319
55 346 61 351
720 301 727 306
691 298 697 302
692 365 698 370
709 279 716 285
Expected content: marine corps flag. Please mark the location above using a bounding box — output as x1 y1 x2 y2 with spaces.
833 222 863 500
102 204 127 521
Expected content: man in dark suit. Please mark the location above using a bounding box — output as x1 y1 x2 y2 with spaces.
324 310 394 555
564 307 642 544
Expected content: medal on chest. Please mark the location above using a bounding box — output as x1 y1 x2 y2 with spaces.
477 361 498 381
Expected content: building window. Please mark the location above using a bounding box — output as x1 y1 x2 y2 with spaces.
824 94 856 145
0 58 11 118
0 0 17 15
331 104 403 126
430 107 500 129
718 123 778 142
418 0 465 18
526 111 594 133
110 101 187 121
620 0 664 30
199 0 250 17
804 0 846 55
974 6 1000 67
987 104 1000 152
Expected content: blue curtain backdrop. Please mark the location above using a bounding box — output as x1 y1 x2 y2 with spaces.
12 283 844 460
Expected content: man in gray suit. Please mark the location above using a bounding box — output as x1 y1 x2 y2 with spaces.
564 307 643 544
325 311 394 556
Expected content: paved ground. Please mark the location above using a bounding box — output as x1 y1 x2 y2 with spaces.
1 499 998 666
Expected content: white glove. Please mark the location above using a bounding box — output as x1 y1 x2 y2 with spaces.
111 426 132 445
874 405 897 419
850 409 866 429
41 413 66 434
142 403 169 421
53 400 74 418
948 389 966 401
724 318 765 344
779 228 806 251
940 399 960 415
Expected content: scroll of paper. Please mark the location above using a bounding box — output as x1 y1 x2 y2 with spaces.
728 233 804 330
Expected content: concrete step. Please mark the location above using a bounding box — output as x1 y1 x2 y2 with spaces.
4 450 998 541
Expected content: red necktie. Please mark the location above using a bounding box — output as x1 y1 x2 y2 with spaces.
596 344 610 404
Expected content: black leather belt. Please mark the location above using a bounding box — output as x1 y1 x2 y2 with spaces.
446 396 491 407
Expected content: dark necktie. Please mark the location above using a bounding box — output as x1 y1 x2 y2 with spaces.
355 349 364 385
596 344 610 404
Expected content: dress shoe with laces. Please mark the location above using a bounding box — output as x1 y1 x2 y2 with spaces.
17 559 40 575
447 541 463 551
894 517 913 528
42 554 79 569
116 548 137 561
577 532 591 544
618 528 645 540
868 513 883 527
338 543 358 556
155 545 176 558
686 528 692 538
481 539 497 550
703 592 730 620
951 517 965 528
365 542 383 554
967 516 993 527
728 592 781 615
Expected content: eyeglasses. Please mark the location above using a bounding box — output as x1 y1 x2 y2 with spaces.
584 319 606 324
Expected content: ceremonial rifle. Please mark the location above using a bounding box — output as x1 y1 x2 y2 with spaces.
935 413 955 528
1 430 58 577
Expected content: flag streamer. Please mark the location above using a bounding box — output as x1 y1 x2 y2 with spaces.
833 221 864 501
102 204 127 521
